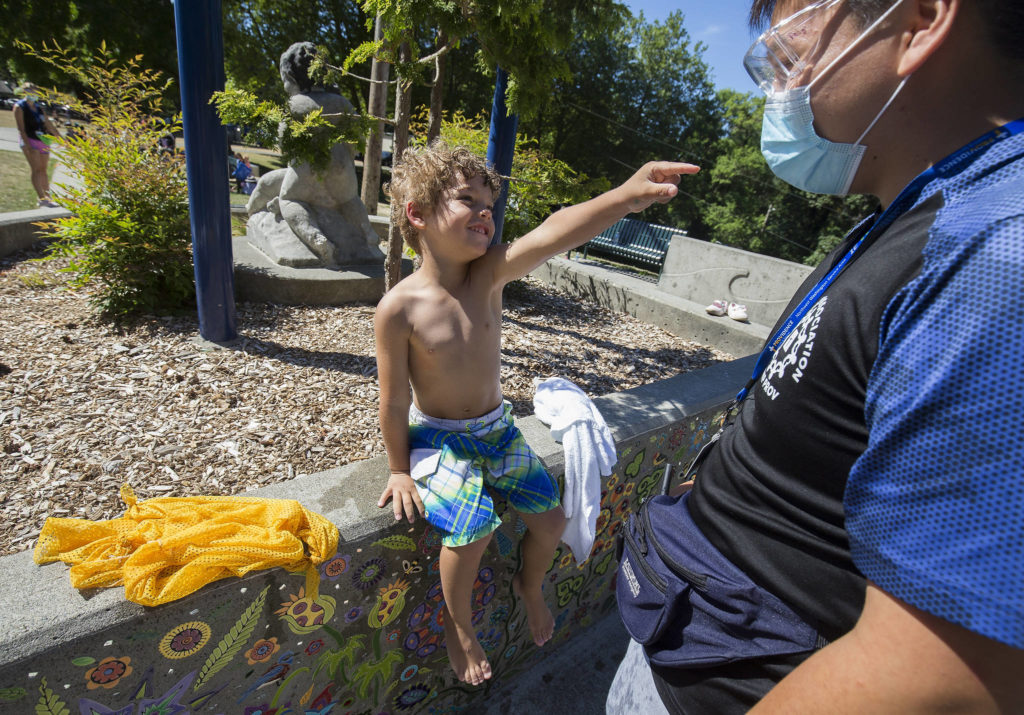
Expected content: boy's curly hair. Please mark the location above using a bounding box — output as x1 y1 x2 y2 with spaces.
384 140 503 255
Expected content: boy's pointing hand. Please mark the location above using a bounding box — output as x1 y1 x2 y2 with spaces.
624 161 700 213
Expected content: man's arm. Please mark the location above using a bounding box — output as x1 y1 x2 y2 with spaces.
752 583 1024 714
487 161 698 286
373 294 424 522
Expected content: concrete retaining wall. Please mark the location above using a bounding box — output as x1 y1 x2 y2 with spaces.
658 235 814 328
532 257 769 358
0 208 69 258
0 356 752 715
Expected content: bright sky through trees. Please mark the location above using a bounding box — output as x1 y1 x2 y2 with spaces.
625 0 758 94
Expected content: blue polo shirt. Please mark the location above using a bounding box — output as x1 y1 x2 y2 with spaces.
847 124 1024 649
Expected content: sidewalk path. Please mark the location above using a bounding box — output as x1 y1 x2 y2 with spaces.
0 126 81 194
471 610 633 714
0 126 23 153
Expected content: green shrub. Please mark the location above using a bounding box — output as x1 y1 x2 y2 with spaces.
23 41 194 318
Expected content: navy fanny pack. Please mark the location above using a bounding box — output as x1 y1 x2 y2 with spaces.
616 483 823 668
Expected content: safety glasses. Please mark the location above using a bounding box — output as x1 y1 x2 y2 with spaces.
743 0 846 93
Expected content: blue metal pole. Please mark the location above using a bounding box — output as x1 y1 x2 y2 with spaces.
486 67 519 245
173 0 236 342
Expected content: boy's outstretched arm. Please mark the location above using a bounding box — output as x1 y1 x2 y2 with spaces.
489 161 699 286
374 294 425 523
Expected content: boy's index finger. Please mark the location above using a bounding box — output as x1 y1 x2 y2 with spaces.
650 161 701 181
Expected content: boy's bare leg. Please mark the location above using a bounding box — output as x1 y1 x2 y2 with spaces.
513 505 567 647
440 533 493 686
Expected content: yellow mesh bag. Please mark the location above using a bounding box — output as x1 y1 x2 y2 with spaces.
34 485 339 607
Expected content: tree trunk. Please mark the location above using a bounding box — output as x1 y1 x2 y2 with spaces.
384 43 413 291
360 14 389 214
427 31 448 143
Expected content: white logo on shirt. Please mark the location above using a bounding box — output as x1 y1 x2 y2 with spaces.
622 557 641 598
760 296 827 401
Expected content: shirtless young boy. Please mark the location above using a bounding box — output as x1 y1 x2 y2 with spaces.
375 141 697 685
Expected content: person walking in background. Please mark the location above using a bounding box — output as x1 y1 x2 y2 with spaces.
611 0 1024 712
13 82 62 208
232 154 252 193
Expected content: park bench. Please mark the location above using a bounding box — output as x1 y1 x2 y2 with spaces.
574 217 685 275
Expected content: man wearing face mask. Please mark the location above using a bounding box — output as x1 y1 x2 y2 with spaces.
611 1 1024 712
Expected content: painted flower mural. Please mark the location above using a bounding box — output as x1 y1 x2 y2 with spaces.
417 526 442 554
158 621 212 659
3 404 732 715
368 578 411 629
472 567 496 612
404 580 446 658
242 704 278 715
394 684 431 711
275 587 337 635
244 637 281 665
344 605 363 623
319 553 350 581
85 656 132 690
352 556 387 591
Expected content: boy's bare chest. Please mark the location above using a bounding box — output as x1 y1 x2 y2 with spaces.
412 301 500 356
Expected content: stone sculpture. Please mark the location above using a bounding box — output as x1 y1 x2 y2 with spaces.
246 42 384 267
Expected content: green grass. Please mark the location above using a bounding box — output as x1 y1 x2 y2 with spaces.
245 153 284 175
231 213 248 236
0 149 57 213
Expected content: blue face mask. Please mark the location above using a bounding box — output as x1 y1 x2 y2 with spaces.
758 1 910 195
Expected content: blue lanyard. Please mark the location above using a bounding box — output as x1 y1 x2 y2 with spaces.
735 118 1024 404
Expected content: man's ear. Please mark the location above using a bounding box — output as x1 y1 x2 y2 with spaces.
897 0 957 76
406 200 426 230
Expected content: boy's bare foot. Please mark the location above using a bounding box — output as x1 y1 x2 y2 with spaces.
442 604 492 685
513 572 555 646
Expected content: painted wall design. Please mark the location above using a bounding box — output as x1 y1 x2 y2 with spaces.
0 407 724 714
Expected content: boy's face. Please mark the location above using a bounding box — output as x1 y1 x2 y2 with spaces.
417 172 495 258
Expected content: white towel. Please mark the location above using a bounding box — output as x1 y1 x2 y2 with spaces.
533 377 617 563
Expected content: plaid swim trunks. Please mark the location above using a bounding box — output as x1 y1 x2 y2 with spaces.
409 401 561 548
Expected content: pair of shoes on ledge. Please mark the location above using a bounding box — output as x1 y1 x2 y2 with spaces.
37 198 59 208
705 299 748 322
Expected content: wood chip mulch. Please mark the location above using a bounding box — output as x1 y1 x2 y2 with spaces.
0 247 731 557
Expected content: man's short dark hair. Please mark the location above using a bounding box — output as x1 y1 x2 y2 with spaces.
748 0 1024 59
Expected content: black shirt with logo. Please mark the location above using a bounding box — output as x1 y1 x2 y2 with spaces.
688 196 940 642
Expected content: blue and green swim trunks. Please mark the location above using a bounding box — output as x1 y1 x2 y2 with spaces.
408 401 561 548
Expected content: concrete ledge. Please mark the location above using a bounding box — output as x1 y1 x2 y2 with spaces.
0 359 748 714
369 213 390 241
532 256 768 357
0 207 70 258
658 234 814 328
232 206 390 243
232 234 411 305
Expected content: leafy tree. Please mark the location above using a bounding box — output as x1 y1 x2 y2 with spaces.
0 1 178 104
221 0 373 105
522 11 722 234
25 43 194 317
410 108 609 241
211 85 375 173
339 0 627 288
